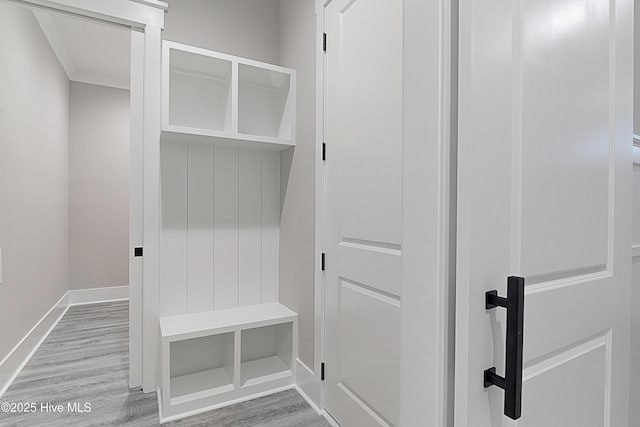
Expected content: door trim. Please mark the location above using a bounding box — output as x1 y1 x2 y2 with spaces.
400 0 456 426
307 0 326 413
634 146 640 260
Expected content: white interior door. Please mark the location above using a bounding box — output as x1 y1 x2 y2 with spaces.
324 0 402 425
455 0 633 425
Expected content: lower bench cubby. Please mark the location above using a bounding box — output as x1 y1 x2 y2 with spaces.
159 303 298 422
170 333 235 404
241 323 293 387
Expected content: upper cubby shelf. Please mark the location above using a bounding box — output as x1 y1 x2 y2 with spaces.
162 41 296 151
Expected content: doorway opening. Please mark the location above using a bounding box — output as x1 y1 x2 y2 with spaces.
0 0 136 398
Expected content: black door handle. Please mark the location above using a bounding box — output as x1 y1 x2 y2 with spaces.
484 276 525 420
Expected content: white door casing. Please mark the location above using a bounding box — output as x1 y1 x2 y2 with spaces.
455 0 633 426
129 29 144 389
399 0 456 424
324 0 403 425
631 146 640 427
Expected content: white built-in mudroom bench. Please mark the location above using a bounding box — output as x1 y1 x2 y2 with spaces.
160 303 298 418
158 41 298 421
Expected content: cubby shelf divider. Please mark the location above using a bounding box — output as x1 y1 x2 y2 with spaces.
162 41 296 151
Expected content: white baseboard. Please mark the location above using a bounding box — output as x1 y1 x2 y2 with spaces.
0 286 130 398
158 385 297 424
294 359 338 426
295 359 322 412
68 285 129 305
322 409 341 427
0 292 69 399
293 360 337 426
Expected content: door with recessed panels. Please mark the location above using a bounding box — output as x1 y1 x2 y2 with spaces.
324 0 403 425
455 0 633 425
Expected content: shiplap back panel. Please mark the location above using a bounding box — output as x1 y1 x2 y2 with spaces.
213 146 240 310
238 149 263 306
187 143 215 313
261 152 280 303
160 141 188 316
160 140 280 316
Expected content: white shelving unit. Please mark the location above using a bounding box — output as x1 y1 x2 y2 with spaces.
158 40 298 422
159 303 298 420
162 41 296 151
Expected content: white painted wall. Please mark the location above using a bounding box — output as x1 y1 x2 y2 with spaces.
277 0 316 372
0 3 69 360
163 0 279 64
69 82 130 290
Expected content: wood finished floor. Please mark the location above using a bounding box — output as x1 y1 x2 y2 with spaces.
0 301 329 427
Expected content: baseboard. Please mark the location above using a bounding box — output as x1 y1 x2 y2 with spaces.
158 385 297 424
0 292 70 399
0 285 130 399
293 384 320 414
68 285 129 305
322 409 341 427
294 359 337 426
295 359 322 412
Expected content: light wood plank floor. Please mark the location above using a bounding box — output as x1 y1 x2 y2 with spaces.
0 301 328 427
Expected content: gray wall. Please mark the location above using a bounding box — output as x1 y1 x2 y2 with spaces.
0 4 69 360
69 82 130 290
164 0 279 63
278 0 316 370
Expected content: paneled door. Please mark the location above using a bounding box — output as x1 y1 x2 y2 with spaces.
455 0 633 425
324 0 402 425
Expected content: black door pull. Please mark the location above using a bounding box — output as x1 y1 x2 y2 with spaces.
484 276 525 420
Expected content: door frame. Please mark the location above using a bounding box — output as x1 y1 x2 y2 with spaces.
0 0 166 393
400 0 456 424
313 0 456 424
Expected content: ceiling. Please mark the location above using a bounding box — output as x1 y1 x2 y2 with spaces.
34 10 131 90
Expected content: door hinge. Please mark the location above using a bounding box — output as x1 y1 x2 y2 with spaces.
321 252 326 271
321 362 325 381
322 142 326 161
134 247 143 257
323 32 327 52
